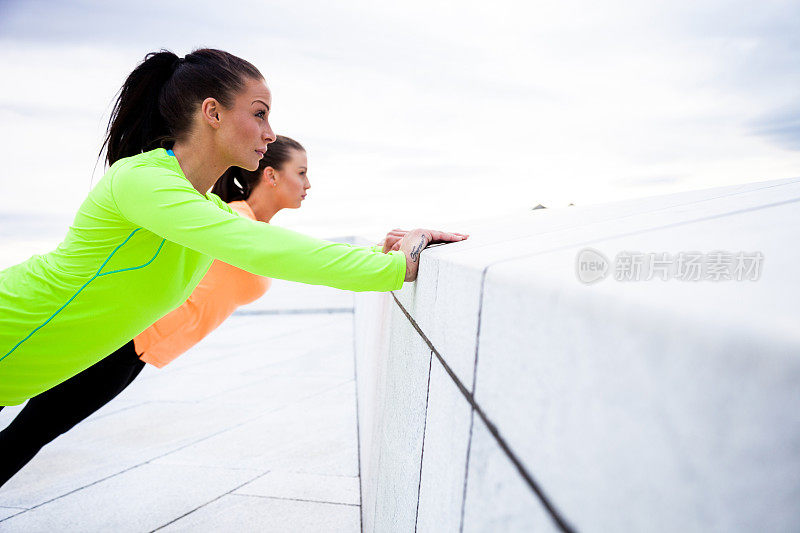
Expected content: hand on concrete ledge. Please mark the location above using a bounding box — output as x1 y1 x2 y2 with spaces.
399 228 469 282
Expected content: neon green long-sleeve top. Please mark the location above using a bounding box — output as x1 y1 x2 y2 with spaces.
0 148 406 405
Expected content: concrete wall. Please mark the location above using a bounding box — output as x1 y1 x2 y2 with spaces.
353 177 800 532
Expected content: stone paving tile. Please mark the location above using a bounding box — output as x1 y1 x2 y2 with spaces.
359 304 433 533
0 404 26 430
0 507 25 521
0 399 264 508
416 356 474 533
461 412 560 533
235 471 360 505
0 463 262 532
216 339 356 383
119 366 280 404
150 314 345 376
154 381 360 477
159 493 359 532
236 278 355 313
122 316 350 402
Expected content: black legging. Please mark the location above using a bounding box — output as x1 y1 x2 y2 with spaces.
0 340 144 488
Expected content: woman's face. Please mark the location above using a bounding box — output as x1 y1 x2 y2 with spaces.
217 77 276 171
246 148 310 220
272 148 310 209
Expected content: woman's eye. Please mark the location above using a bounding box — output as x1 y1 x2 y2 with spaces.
255 111 266 119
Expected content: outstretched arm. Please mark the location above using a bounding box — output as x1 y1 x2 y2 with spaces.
112 164 407 292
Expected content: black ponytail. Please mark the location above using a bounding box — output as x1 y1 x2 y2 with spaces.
101 51 176 167
101 48 263 167
211 135 305 202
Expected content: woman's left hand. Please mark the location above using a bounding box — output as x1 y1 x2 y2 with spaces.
379 228 410 253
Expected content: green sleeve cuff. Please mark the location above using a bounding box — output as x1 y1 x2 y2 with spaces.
388 250 406 290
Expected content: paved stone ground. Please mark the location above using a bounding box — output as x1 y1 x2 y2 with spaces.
0 280 362 532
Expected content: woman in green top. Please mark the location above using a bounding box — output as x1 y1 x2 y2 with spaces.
0 48 467 407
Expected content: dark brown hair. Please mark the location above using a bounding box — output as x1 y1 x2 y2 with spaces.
211 135 305 202
101 48 263 166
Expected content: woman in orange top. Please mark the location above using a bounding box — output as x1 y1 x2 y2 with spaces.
0 135 412 486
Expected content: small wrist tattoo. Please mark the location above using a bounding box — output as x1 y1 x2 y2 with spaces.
410 236 427 262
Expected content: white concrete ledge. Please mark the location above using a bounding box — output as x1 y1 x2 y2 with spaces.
354 177 800 532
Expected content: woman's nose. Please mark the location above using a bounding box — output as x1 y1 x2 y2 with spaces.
264 123 276 144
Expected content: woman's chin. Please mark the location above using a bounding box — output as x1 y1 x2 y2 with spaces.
240 155 261 172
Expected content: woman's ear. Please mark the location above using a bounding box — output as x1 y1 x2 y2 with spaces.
201 97 221 129
264 166 278 187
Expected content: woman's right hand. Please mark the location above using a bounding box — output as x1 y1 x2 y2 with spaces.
398 229 469 282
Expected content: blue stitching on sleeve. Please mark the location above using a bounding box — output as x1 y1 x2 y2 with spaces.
1 229 166 363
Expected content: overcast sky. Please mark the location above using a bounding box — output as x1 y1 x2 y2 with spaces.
0 0 798 240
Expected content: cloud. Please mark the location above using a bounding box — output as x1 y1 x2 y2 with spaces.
1 0 799 225
750 108 800 151
614 175 684 188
